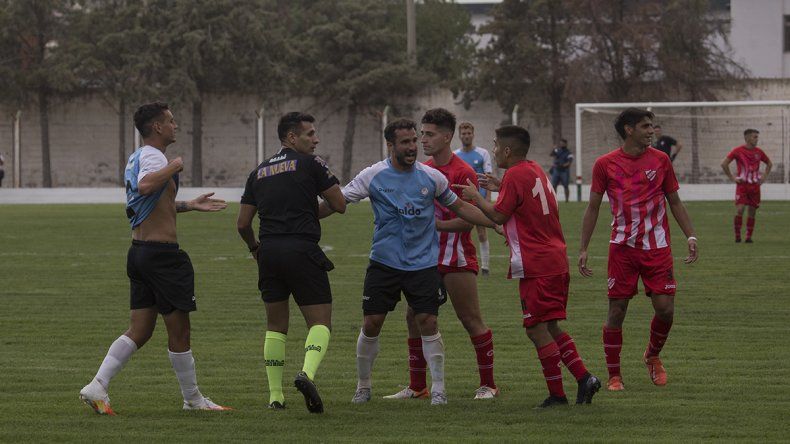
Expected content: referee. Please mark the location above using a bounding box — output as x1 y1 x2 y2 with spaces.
237 112 346 413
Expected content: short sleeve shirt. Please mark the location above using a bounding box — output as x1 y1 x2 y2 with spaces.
241 147 339 242
726 145 770 184
654 136 677 158
494 160 568 278
591 147 679 250
551 147 574 170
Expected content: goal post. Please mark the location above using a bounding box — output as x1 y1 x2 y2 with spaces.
574 100 790 201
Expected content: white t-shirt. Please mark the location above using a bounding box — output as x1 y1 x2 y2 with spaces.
137 146 168 182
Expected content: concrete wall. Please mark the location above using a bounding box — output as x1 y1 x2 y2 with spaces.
729 0 790 78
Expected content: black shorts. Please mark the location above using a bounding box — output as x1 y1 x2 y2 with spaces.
127 240 196 315
362 260 442 316
257 237 333 306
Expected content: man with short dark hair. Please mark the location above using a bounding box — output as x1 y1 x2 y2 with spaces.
80 102 230 415
456 124 600 408
653 125 683 162
579 108 698 392
721 128 772 243
550 138 573 202
320 118 498 406
237 111 346 413
383 109 498 401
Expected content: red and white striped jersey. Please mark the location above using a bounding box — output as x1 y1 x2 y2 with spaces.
494 160 568 279
591 147 680 250
424 155 479 269
726 145 770 184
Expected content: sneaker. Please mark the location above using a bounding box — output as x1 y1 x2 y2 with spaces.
268 401 285 409
183 397 232 411
351 387 371 404
535 395 568 409
607 376 625 391
575 373 601 404
473 386 499 399
430 391 447 405
383 386 429 399
745 238 753 243
294 371 323 413
644 355 667 386
79 380 116 416
481 268 490 277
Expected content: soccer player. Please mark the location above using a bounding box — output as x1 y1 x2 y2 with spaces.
455 125 601 408
319 118 498 406
237 112 346 413
721 129 772 243
550 138 574 202
454 121 493 275
383 109 497 401
653 125 683 162
79 102 230 415
578 108 699 391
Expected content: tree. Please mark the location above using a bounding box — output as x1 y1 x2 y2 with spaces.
470 0 579 141
65 0 159 185
0 0 76 187
656 0 747 182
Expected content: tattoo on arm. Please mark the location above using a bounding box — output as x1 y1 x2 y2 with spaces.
176 201 191 213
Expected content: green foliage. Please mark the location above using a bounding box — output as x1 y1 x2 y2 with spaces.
0 201 789 441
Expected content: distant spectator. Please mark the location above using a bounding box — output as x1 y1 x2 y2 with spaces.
550 139 573 202
653 125 683 162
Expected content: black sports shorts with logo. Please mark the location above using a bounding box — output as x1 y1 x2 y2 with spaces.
257 236 334 306
362 260 443 316
127 240 197 314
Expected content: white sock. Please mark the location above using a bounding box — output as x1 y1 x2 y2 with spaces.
356 330 379 390
94 335 138 390
169 349 202 402
480 240 490 270
422 333 445 393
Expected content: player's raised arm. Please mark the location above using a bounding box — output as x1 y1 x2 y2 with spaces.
578 191 603 277
665 192 698 264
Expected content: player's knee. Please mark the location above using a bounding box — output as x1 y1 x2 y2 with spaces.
415 315 438 336
456 312 483 334
607 309 627 326
362 318 384 337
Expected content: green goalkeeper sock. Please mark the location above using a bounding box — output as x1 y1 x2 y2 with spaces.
264 331 287 404
302 325 331 381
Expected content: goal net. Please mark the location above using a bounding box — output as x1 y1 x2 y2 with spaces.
575 101 790 186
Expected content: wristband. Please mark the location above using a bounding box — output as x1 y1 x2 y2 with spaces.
687 236 697 242
249 243 260 252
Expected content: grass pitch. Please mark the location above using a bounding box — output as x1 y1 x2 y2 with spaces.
1 201 788 442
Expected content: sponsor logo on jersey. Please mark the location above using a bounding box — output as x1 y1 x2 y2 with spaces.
258 160 297 179
420 187 429 196
645 170 657 181
399 202 422 216
377 187 395 193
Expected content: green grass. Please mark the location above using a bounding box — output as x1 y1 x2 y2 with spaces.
1 201 788 442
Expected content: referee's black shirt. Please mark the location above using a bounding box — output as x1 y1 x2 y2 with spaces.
241 147 339 242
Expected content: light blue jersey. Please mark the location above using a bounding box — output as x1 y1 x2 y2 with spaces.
454 146 493 197
124 146 178 229
342 159 458 271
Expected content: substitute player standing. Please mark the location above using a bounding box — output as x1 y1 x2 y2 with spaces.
456 125 601 408
578 108 699 391
237 112 346 413
721 129 772 243
384 109 498 401
80 102 230 414
454 121 493 275
319 118 498 406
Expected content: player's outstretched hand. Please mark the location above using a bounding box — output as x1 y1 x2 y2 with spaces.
191 192 228 212
578 251 593 277
477 173 501 192
684 238 698 264
452 179 482 201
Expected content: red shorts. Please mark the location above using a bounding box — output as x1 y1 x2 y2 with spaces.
518 273 569 328
438 263 479 275
735 183 761 208
607 243 676 299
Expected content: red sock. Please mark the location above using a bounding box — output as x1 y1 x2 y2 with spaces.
603 326 623 379
536 342 565 398
470 329 496 389
646 316 673 358
746 217 755 240
408 338 427 391
734 215 742 240
555 332 588 381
